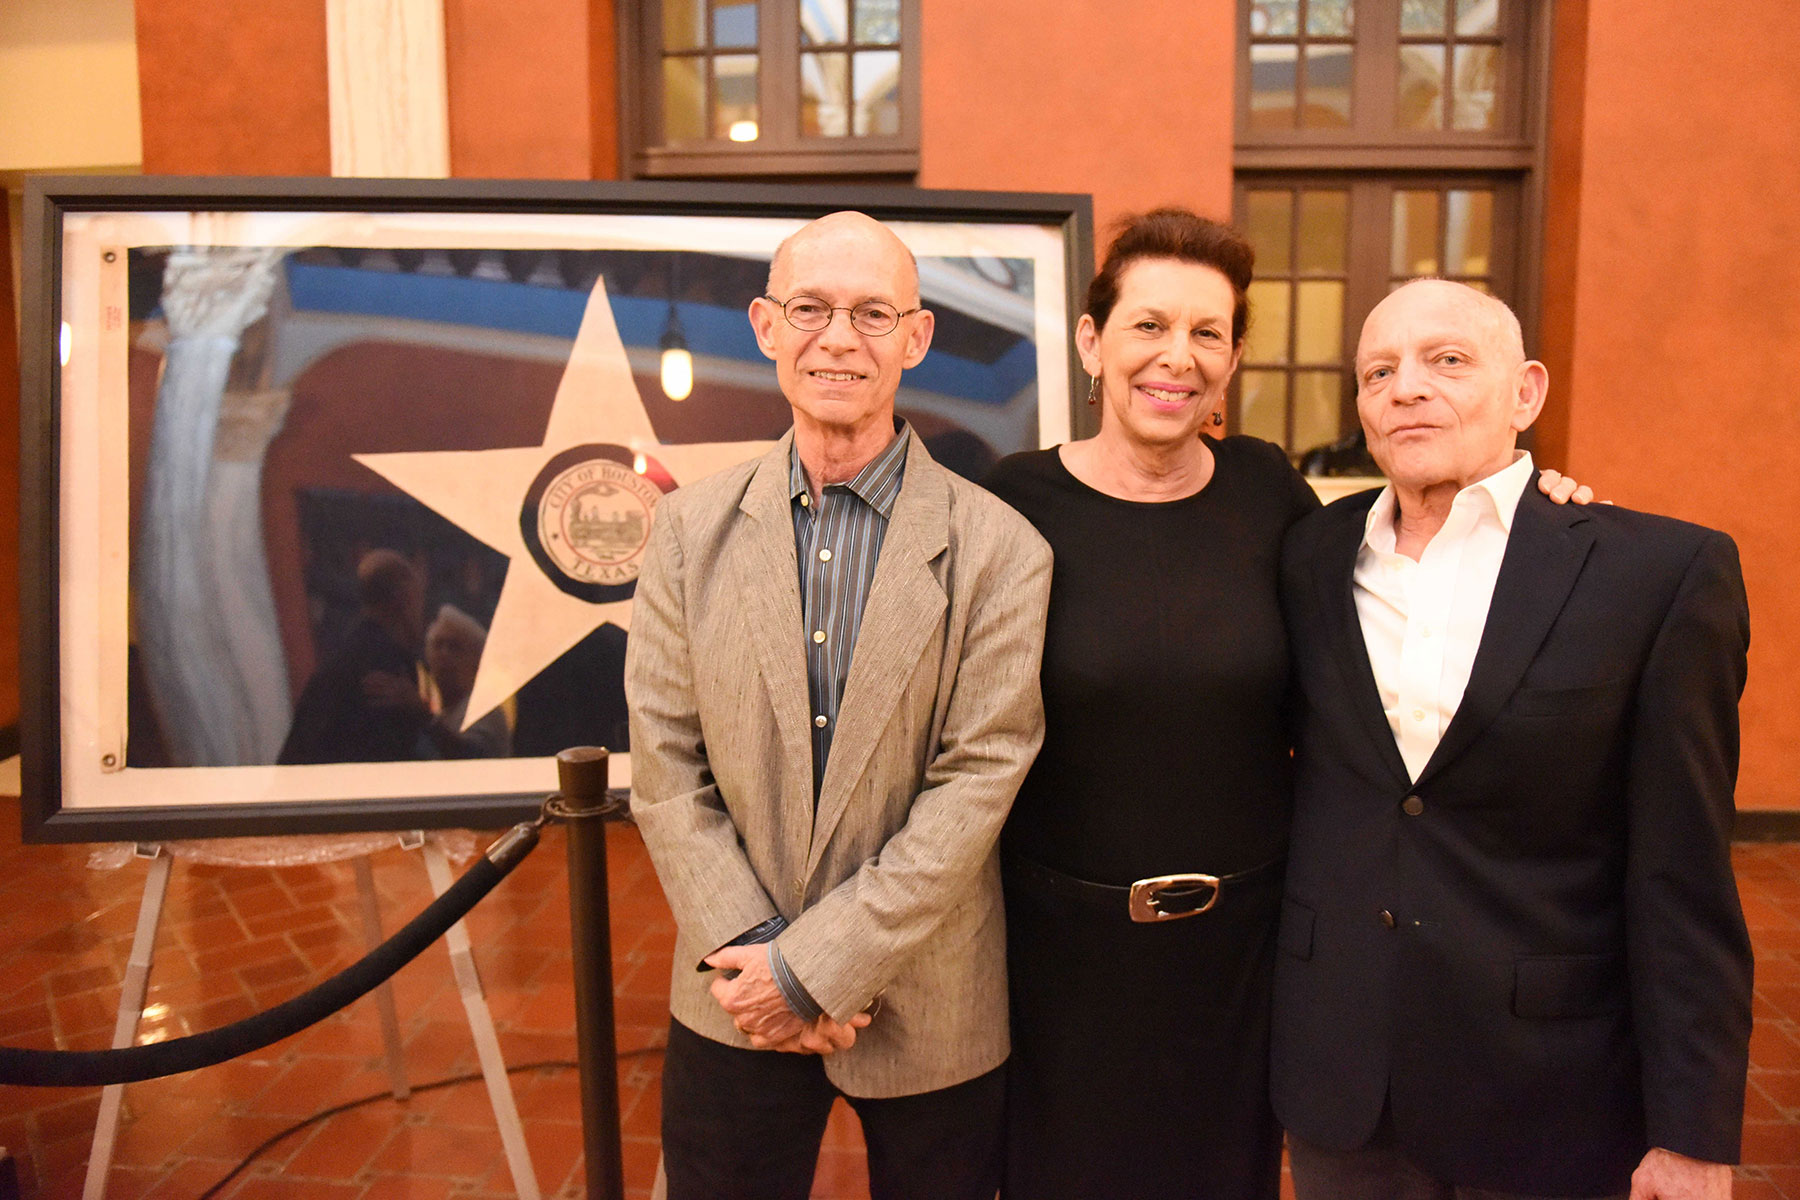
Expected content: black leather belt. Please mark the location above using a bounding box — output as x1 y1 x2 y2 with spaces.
1006 853 1285 923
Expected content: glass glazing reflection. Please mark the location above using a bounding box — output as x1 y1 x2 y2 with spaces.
1444 190 1493 275
713 1 758 48
711 54 759 139
662 56 706 142
1292 371 1344 454
1391 190 1441 275
1296 191 1348 273
1307 0 1354 37
1238 371 1289 444
1397 43 1446 130
1244 191 1294 275
1400 0 1446 35
1246 281 1293 365
801 52 849 136
1303 45 1353 127
1250 43 1300 131
801 0 849 45
1294 280 1344 363
1455 0 1499 37
1452 43 1500 130
663 0 705 50
1250 0 1300 36
855 0 902 44
852 50 902 136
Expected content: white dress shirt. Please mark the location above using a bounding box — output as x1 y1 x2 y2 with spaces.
1353 451 1534 782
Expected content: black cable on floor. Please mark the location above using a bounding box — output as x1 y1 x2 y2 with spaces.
195 1043 666 1199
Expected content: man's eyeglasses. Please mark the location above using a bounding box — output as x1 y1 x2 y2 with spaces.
764 294 920 337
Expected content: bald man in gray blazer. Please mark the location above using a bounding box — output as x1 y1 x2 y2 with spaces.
626 211 1051 1200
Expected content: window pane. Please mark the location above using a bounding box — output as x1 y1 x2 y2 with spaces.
1250 0 1299 36
712 54 759 139
662 56 706 142
1238 371 1290 444
1302 44 1353 127
801 52 848 136
1244 190 1294 275
1296 190 1349 273
1397 44 1446 130
854 0 901 45
1295 280 1344 362
1249 44 1299 131
1391 190 1441 275
852 49 902 136
1400 0 1446 35
1306 0 1353 36
664 0 705 50
713 1 758 48
1444 190 1493 274
801 0 848 45
1452 43 1500 130
1293 371 1344 454
1456 0 1498 36
1246 281 1292 365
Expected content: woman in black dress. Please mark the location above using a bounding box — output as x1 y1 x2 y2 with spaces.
984 210 1317 1199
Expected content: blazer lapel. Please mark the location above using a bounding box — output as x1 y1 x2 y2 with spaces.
808 433 949 873
1415 489 1595 786
732 436 815 832
1314 496 1413 791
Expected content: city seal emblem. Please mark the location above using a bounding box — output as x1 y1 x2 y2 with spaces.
520 444 673 603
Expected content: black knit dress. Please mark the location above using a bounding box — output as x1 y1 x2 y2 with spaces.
984 438 1319 1200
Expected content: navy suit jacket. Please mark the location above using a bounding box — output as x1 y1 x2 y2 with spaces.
1272 485 1753 1196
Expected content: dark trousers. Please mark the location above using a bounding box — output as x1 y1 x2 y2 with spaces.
661 1018 1006 1200
1287 1123 1629 1200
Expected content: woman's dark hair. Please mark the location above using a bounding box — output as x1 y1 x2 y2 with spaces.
1084 209 1256 346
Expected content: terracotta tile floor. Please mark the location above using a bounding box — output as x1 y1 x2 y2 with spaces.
1 795 1797 1198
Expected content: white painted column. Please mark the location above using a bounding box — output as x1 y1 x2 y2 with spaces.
326 0 452 177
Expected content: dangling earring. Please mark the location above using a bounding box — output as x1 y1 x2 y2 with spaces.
1086 374 1100 407
1211 410 1225 427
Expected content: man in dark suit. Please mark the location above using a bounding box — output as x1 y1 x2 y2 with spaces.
1273 279 1752 1200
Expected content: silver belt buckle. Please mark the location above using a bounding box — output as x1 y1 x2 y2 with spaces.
1128 873 1222 923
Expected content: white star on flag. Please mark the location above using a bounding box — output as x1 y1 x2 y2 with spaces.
355 277 775 730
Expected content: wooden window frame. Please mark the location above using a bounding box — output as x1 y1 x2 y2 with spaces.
1232 171 1525 444
620 0 921 179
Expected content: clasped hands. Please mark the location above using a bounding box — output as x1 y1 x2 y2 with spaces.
704 944 872 1056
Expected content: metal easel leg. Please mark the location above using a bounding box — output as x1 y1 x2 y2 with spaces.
420 838 541 1200
83 847 173 1200
352 857 412 1101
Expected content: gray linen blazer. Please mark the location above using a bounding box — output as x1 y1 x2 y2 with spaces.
626 428 1051 1098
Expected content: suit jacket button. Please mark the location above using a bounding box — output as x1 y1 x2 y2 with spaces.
1402 795 1425 816
1379 909 1397 929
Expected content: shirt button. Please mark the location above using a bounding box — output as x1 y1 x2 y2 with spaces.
1420 627 1433 639
1402 795 1425 816
814 714 828 728
818 548 832 562
812 630 826 643
1412 709 1426 722
1379 909 1397 929
799 494 810 507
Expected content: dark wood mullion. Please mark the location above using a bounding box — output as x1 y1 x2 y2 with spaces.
1343 177 1392 433
1355 0 1401 138
762 0 799 150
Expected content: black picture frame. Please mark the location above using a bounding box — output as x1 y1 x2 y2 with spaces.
20 175 1093 843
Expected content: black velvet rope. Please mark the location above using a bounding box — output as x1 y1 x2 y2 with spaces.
0 845 520 1088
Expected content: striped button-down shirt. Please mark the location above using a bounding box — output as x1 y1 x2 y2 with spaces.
789 422 909 796
738 424 907 1025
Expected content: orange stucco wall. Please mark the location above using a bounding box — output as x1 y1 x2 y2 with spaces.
135 0 331 175
445 0 596 178
1558 1 1800 810
918 0 1236 240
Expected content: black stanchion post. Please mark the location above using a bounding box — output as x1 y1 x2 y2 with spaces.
557 747 626 1200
